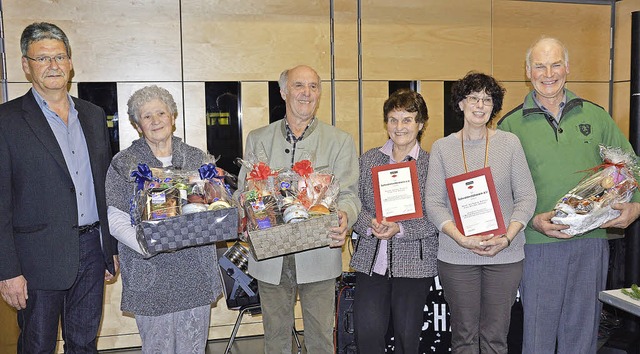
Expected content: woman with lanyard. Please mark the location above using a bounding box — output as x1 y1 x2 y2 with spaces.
424 72 536 354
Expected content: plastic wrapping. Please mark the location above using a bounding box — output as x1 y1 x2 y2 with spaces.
237 151 340 259
130 163 239 257
551 145 639 236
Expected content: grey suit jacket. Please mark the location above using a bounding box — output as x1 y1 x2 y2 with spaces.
0 90 116 290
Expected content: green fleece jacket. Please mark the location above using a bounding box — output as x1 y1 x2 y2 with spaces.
498 89 638 244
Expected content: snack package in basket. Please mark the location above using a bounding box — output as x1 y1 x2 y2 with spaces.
237 152 340 260
130 162 239 257
551 145 639 236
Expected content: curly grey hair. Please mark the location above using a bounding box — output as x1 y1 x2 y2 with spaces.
127 85 178 124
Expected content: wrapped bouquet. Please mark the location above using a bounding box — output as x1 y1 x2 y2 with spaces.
551 145 639 236
130 163 239 257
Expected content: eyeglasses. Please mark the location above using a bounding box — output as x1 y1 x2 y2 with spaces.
466 95 493 106
24 54 70 65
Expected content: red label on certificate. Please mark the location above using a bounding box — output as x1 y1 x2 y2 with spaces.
445 167 506 237
371 160 423 222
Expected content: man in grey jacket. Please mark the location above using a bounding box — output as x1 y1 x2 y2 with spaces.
236 65 361 354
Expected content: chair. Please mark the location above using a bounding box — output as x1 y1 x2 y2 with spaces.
218 242 301 354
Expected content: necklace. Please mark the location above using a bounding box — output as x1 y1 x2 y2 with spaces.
460 127 489 173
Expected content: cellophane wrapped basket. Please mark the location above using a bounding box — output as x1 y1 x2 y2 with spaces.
237 152 340 260
130 163 239 258
551 145 639 236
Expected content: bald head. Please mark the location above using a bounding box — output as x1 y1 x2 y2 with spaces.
526 37 569 70
278 65 322 95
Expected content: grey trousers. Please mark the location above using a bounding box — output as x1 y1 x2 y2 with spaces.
258 254 336 354
521 238 608 354
438 260 523 354
135 305 211 354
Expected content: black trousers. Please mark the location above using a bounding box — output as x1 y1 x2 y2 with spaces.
353 271 433 354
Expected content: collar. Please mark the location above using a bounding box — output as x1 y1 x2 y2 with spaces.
379 139 420 163
31 87 75 113
532 90 566 118
522 89 583 119
280 117 318 142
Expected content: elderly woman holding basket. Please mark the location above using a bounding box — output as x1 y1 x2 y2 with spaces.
105 85 223 354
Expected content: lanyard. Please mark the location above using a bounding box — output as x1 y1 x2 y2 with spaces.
461 128 489 173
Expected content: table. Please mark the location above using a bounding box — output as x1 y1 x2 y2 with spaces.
599 289 640 317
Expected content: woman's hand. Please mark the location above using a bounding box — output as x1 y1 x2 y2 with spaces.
472 235 509 257
370 218 400 240
473 221 523 257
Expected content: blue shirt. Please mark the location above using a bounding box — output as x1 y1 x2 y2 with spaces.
32 88 99 226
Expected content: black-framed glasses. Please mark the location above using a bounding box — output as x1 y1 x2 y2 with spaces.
466 95 493 106
24 54 70 65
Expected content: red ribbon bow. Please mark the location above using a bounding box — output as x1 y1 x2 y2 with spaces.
580 161 626 174
248 162 276 181
293 160 314 178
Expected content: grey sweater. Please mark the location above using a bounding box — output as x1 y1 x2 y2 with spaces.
424 130 536 265
106 136 222 316
350 147 438 278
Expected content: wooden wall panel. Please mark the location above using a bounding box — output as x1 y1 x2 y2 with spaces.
6 83 40 101
181 0 331 81
240 82 270 148
420 81 445 152
334 81 361 153
493 0 611 82
3 1 182 82
566 82 610 112
361 81 390 152
183 82 208 151
361 0 492 80
613 81 631 138
334 0 359 80
614 0 640 82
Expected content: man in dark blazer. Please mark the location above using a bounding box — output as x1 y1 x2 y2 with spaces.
0 22 118 353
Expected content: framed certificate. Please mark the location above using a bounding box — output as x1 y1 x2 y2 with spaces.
371 160 423 222
445 167 506 237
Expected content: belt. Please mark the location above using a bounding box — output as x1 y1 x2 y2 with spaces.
78 221 100 234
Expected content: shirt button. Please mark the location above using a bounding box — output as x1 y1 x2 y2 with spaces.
558 128 564 134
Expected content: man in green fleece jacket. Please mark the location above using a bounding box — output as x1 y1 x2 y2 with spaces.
498 37 640 354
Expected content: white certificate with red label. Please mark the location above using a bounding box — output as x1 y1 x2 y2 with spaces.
445 167 506 236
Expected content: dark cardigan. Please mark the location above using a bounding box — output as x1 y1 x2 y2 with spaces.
349 146 438 278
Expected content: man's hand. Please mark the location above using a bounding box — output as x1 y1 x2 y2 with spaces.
0 275 28 310
370 218 400 240
532 211 572 239
329 210 349 248
105 255 120 282
601 202 640 229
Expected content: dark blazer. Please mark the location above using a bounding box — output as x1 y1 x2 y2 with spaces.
0 90 116 290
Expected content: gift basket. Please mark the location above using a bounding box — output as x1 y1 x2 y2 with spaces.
130 163 239 257
238 152 340 260
551 145 639 236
